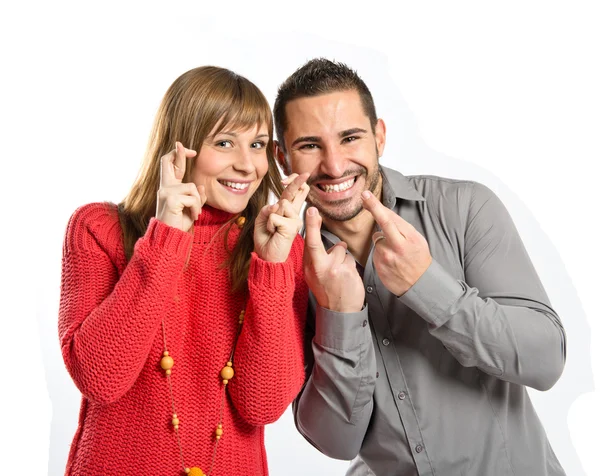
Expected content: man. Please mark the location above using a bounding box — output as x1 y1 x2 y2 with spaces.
273 58 566 476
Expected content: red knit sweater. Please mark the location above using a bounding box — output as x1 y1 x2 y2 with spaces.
58 202 308 475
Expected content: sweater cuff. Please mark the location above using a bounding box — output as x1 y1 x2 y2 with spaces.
248 251 296 290
398 259 465 327
314 304 371 350
141 218 193 259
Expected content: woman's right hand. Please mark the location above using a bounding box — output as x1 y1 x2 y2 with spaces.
155 141 207 232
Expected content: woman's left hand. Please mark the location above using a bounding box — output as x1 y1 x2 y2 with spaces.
253 173 310 263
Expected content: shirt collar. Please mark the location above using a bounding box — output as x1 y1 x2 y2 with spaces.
379 165 425 208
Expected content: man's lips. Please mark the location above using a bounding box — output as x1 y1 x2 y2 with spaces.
314 176 357 193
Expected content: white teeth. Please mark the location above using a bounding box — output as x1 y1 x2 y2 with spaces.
321 178 354 193
220 180 250 190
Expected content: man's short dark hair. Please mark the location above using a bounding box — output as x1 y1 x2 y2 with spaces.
273 58 378 152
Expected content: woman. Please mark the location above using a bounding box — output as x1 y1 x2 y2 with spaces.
58 66 309 475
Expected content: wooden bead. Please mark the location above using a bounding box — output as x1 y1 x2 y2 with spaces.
187 468 204 476
161 355 174 370
236 216 246 228
220 363 234 381
172 416 180 427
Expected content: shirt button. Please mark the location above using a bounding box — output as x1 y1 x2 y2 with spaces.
362 320 368 327
366 285 373 293
376 372 380 378
382 338 390 346
415 444 424 453
398 391 406 400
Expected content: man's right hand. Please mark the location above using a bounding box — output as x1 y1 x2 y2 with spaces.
303 207 365 313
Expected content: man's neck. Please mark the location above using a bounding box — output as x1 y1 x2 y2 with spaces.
323 210 376 267
322 175 384 267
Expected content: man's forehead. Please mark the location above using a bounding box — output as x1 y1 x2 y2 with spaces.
285 90 370 134
286 90 361 112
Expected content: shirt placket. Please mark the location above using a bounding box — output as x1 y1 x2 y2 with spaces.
362 232 435 476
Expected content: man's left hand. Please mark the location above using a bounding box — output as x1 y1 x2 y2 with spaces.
361 190 432 296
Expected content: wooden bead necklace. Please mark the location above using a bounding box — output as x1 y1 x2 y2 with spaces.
160 214 247 476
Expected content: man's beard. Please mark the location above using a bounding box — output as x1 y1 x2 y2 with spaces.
307 163 382 223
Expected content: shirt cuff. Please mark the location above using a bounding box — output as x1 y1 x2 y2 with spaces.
398 259 465 327
314 304 371 350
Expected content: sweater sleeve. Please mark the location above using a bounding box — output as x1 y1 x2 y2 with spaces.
228 234 308 426
58 204 192 404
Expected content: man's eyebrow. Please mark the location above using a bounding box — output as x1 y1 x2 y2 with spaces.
339 128 368 137
291 136 321 147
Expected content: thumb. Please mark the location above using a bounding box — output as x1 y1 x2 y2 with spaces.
197 185 207 207
304 207 326 258
256 203 276 228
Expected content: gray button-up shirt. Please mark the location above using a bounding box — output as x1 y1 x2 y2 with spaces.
293 166 566 476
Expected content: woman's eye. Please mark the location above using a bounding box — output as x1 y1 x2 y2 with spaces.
251 141 266 149
216 140 233 148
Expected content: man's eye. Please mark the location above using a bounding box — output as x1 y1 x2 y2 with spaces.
343 136 358 143
300 144 319 150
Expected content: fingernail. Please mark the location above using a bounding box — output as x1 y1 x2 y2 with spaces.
362 191 371 199
307 207 316 216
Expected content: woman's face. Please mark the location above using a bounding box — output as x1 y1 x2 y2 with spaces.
190 122 270 214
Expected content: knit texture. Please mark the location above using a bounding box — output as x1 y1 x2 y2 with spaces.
59 202 308 475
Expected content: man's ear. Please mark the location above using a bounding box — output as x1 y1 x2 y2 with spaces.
274 140 291 175
375 118 387 158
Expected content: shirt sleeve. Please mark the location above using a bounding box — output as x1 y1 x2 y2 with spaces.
399 182 566 391
292 299 377 460
59 205 192 404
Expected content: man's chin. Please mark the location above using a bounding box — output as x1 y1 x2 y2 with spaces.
309 199 364 222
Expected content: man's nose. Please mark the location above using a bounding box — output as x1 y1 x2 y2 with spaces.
320 144 347 178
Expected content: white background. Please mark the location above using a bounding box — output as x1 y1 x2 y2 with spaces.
1 1 599 474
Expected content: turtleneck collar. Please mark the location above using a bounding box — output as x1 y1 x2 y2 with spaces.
195 205 237 226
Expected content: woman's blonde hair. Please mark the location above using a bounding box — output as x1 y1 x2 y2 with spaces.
118 66 283 292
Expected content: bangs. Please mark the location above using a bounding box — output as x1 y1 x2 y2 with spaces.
210 80 273 137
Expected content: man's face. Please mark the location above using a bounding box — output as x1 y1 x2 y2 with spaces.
278 89 386 222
